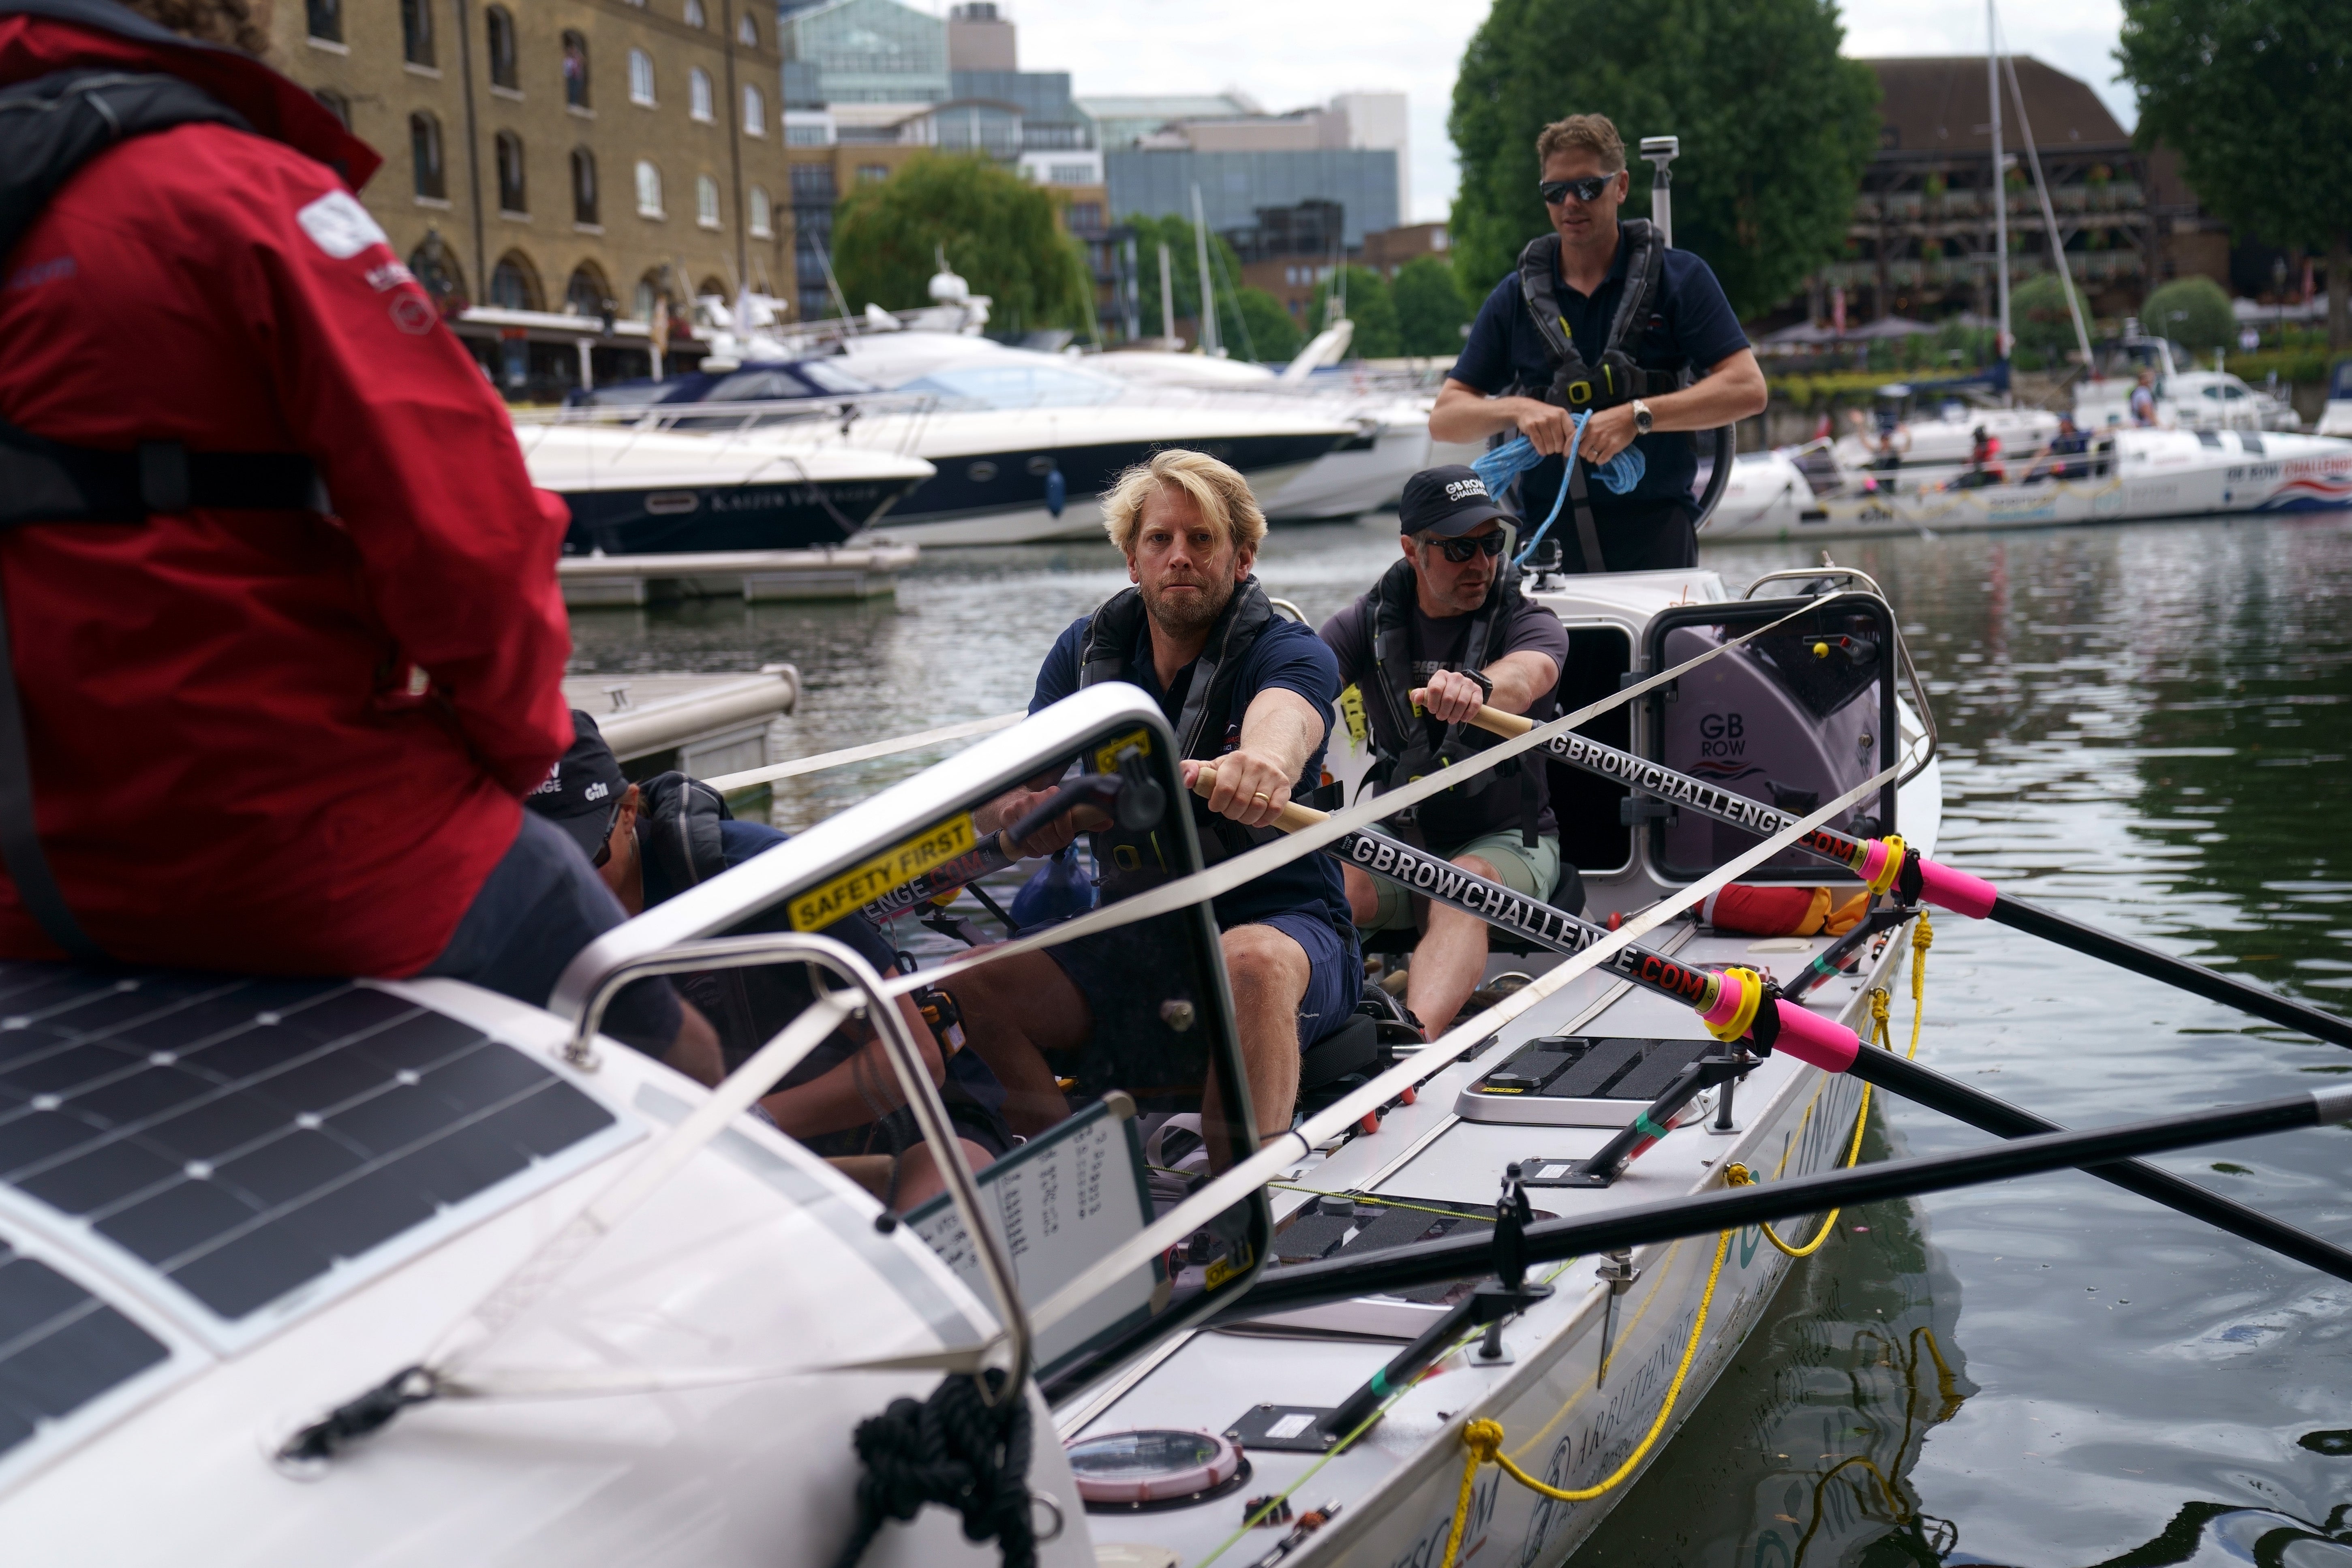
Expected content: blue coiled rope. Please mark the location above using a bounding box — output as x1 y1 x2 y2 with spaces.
1472 409 1646 567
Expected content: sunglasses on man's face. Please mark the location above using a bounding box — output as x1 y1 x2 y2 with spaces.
1433 531 1506 563
1540 175 1614 206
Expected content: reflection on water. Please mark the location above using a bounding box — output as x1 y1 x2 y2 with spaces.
566 510 2352 1565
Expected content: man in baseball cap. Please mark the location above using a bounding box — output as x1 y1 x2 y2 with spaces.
1315 466 1579 1037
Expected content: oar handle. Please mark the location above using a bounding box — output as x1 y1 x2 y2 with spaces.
1189 762 1326 833
1418 693 1535 740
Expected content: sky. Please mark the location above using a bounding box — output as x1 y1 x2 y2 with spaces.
987 0 2136 225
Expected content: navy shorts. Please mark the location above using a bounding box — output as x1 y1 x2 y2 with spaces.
1046 908 1361 1050
424 812 684 1057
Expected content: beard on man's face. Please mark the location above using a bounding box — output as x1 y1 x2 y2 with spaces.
1140 566 1236 634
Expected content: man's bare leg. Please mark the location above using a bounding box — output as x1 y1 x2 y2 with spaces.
1403 853 1499 1038
942 948 1090 1136
1219 922 1312 1142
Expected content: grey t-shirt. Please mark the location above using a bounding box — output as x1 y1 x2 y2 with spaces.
1320 587 1571 844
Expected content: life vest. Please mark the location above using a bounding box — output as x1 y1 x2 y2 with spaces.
1513 219 1680 415
1361 556 1537 849
0 67 322 960
1076 576 1299 883
1508 219 1684 575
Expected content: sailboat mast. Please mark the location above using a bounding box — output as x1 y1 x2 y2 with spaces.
1190 184 1220 356
1988 0 2011 382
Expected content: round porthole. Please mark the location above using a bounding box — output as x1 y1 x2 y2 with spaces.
1065 1428 1248 1512
1025 454 1057 476
967 460 999 483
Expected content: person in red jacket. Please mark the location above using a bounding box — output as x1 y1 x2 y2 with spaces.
0 0 716 1076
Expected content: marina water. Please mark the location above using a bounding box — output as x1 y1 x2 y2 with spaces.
567 511 2352 1565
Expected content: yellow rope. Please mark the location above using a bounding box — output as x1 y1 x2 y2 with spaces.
1437 1228 1734 1568
1725 910 1932 1257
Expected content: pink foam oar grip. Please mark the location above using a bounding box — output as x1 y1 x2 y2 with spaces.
1917 858 1997 920
1771 1000 1860 1074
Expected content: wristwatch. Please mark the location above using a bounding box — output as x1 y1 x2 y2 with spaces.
1630 398 1654 436
1464 669 1495 702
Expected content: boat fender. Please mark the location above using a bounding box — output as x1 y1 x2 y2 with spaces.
835 1371 1040 1568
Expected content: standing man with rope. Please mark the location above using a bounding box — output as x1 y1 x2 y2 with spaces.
1320 467 1573 1038
1430 113 1766 573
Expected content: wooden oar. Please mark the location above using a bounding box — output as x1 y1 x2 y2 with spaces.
1191 764 2352 1285
1442 695 2352 1050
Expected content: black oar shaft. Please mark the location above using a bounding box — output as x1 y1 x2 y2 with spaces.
1989 894 2352 1051
1223 1089 2351 1318
1847 1048 2352 1283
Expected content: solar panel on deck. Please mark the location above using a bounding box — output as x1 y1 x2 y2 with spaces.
0 1241 167 1459
0 965 616 1320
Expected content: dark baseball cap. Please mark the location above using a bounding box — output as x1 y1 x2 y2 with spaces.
1398 465 1515 538
526 710 632 863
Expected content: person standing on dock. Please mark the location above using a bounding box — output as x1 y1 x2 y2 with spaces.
0 0 717 1078
1429 113 1766 573
1319 467 1572 1039
949 450 1361 1147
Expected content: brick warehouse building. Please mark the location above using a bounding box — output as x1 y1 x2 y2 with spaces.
279 0 793 394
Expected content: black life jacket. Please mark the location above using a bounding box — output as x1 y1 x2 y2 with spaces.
0 64 324 960
1076 576 1297 883
1512 218 1679 414
1362 556 1538 848
1507 218 1685 575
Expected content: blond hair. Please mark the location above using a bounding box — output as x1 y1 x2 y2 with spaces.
1100 449 1267 557
1535 113 1626 174
118 0 272 55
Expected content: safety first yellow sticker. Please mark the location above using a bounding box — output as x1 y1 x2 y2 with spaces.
1093 727 1152 774
790 812 978 931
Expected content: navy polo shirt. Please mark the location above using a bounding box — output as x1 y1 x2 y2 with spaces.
1032 601 1350 934
1451 228 1749 524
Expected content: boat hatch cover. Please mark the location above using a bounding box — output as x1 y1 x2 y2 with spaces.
0 965 640 1352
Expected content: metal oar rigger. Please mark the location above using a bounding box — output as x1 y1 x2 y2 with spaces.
1188 765 2352 1285
1452 696 2352 1051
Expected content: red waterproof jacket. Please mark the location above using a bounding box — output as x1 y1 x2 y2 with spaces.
0 4 572 974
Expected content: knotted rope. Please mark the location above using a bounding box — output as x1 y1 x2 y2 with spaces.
832 1371 1038 1568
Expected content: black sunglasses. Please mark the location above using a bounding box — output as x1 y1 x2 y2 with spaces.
1540 175 1613 205
1433 532 1507 563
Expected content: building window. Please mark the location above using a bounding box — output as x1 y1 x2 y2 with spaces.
494 131 526 214
489 251 541 311
1049 163 1091 185
790 163 835 201
561 32 589 107
689 67 714 123
696 174 721 229
565 264 610 319
683 0 704 23
635 271 672 323
857 164 887 185
306 0 341 43
1068 201 1103 233
410 112 446 199
787 122 829 146
571 148 598 224
736 11 758 45
627 48 655 107
748 185 773 237
399 0 432 65
484 6 518 90
635 159 663 217
743 84 765 136
315 89 351 129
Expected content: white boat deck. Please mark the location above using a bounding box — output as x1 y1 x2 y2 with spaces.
559 541 919 605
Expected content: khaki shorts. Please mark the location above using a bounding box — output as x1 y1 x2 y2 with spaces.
1359 830 1562 932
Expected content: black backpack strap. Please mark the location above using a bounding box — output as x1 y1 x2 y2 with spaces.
1565 456 1605 574
0 418 325 525
0 591 99 958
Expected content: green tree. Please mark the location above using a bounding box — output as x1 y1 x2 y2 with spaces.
2141 275 2235 354
2010 271 2081 366
1316 265 1400 359
833 153 1092 334
2118 0 2352 347
1392 255 1471 358
1232 286 1304 362
1448 0 1879 318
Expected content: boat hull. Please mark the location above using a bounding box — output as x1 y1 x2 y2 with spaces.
559 473 926 554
